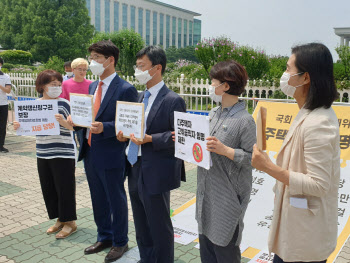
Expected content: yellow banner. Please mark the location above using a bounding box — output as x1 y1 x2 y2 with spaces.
252 101 350 167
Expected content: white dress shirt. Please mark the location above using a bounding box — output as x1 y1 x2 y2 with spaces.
125 80 164 156
86 72 117 139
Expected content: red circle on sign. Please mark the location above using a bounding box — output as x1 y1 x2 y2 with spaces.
193 143 203 163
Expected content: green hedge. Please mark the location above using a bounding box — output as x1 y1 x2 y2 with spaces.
0 50 33 65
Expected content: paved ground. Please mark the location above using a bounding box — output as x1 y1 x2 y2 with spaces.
0 130 349 263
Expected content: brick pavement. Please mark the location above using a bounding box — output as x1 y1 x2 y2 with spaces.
0 132 349 263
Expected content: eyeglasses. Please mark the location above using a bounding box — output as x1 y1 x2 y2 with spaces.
74 68 88 72
87 55 108 62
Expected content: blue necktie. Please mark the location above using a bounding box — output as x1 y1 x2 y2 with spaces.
127 90 151 165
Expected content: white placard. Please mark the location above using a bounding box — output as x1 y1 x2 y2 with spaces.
70 93 94 127
115 101 144 141
14 100 59 136
248 251 274 263
174 112 211 170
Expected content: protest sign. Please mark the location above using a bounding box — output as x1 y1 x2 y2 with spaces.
115 101 144 140
174 111 211 170
70 93 94 127
14 100 59 136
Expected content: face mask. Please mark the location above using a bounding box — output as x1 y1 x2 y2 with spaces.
89 59 110 76
280 72 304 97
208 82 225 103
134 66 157 85
66 72 73 77
46 86 62 98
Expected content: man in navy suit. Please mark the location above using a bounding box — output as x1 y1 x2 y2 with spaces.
69 40 138 263
117 46 186 263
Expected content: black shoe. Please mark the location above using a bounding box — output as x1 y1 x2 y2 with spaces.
0 147 8 153
105 244 128 262
84 241 113 255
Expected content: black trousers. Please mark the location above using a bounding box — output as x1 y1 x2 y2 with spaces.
273 255 326 263
37 157 77 222
0 105 8 147
128 158 174 263
199 224 241 263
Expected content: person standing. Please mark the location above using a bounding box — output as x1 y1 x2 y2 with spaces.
63 61 74 82
0 57 12 153
68 40 138 262
60 58 92 101
117 46 186 263
14 70 77 239
252 43 340 263
196 60 256 263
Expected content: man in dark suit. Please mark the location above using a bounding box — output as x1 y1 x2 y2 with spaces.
68 40 138 263
117 46 186 263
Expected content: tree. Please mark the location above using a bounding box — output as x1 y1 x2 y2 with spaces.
91 29 145 76
336 45 350 79
165 46 199 63
0 0 94 62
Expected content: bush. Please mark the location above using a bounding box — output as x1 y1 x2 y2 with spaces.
194 36 270 80
166 46 199 63
39 56 65 74
0 50 33 65
1 63 15 70
334 63 348 81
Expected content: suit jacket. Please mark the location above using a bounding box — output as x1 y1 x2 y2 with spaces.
130 84 186 195
78 74 138 170
268 106 340 261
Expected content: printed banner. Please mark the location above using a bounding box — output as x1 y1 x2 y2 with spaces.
70 93 94 128
14 100 59 136
115 101 145 141
174 111 211 170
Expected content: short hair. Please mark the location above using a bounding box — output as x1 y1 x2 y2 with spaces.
71 58 89 69
292 43 338 110
0 57 3 65
88 40 119 66
209 60 248 96
64 61 72 68
35 70 63 93
136 46 167 75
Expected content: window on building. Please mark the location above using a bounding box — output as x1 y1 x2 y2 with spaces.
189 20 193 46
153 12 157 45
159 13 164 46
172 17 176 46
114 2 119 31
86 0 91 17
193 19 202 45
105 0 110 32
122 4 128 28
130 6 136 30
95 0 101 31
138 8 143 37
146 10 150 45
166 15 170 48
184 19 187 47
178 18 182 48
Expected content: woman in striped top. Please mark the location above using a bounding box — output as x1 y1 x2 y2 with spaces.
14 70 77 239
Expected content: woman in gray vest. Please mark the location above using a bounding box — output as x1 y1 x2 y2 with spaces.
196 60 256 263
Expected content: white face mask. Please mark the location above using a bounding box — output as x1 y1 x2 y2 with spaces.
134 66 157 85
208 82 225 103
89 59 110 76
280 72 304 97
66 72 73 77
46 86 62 98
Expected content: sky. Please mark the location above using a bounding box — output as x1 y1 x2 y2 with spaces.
163 0 349 61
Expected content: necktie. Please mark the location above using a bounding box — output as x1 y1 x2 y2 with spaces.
127 90 151 165
88 81 103 146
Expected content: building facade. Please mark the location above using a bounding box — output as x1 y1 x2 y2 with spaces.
86 0 202 48
334 27 350 47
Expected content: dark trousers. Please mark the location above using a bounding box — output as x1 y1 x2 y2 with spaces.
199 224 241 263
128 158 174 263
273 255 327 263
84 146 128 247
37 157 77 222
0 105 8 147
